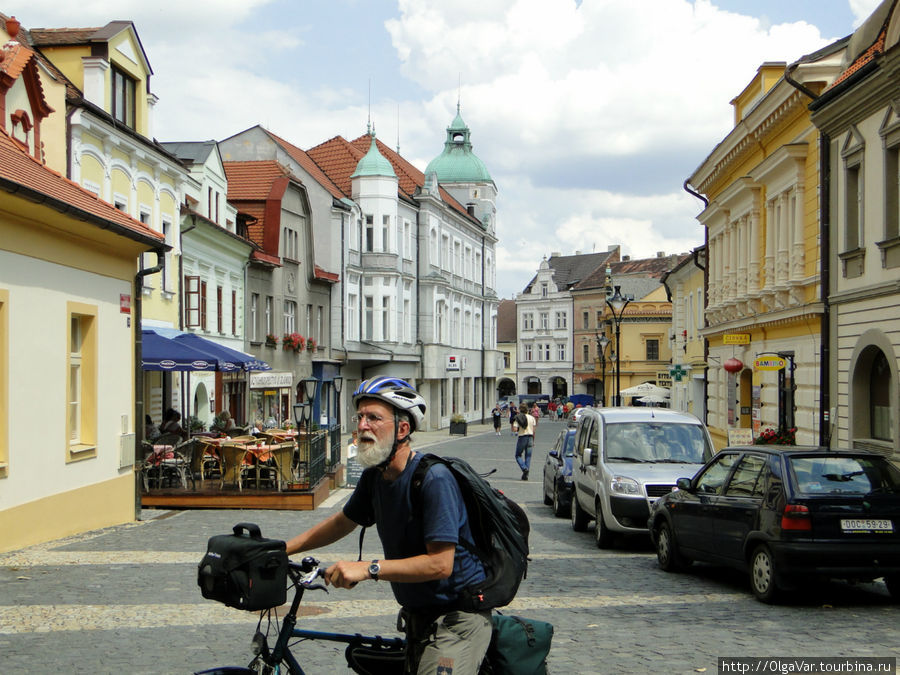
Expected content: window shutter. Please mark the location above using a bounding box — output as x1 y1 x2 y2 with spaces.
200 281 208 331
184 276 200 327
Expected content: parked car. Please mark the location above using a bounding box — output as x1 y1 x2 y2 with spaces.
647 446 900 603
543 427 577 517
570 408 714 548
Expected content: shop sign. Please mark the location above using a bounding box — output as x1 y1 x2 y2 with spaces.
446 355 460 371
723 333 750 345
120 294 131 314
754 356 787 371
250 371 293 388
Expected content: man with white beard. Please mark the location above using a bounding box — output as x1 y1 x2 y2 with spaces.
284 377 491 674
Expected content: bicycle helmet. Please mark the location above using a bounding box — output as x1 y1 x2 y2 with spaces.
352 377 427 432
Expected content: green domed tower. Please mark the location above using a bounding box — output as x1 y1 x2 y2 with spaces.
425 104 497 233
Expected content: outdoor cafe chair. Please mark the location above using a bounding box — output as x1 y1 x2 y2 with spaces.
219 442 249 491
263 442 296 490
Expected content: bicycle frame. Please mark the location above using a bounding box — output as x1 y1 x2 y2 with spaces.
195 559 406 675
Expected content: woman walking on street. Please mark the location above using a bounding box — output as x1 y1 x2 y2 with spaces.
492 404 503 436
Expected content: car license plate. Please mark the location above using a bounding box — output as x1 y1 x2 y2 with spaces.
841 519 893 533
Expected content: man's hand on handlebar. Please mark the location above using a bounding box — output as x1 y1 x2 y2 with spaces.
325 560 372 589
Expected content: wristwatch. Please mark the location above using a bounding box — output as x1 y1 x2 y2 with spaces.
368 559 381 581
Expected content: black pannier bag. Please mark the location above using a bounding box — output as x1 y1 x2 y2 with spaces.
198 522 288 611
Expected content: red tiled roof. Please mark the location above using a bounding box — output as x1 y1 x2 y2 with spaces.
261 129 346 201
830 28 886 88
306 134 477 223
0 39 32 80
0 126 162 244
223 160 294 201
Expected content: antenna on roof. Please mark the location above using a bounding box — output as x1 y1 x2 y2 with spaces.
457 74 461 113
367 79 372 136
397 103 400 154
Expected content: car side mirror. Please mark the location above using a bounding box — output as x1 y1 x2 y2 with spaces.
676 477 692 491
583 447 592 465
548 450 559 459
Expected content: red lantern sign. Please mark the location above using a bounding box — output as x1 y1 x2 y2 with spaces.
723 357 743 373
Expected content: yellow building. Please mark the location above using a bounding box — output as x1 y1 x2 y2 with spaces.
660 248 707 419
573 255 684 406
687 56 845 449
28 21 190 424
29 22 186 329
0 57 165 549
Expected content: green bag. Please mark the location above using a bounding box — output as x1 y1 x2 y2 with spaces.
487 613 553 675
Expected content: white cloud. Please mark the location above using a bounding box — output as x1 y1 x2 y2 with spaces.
4 0 866 299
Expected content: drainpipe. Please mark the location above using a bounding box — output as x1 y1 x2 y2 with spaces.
784 61 831 446
134 251 166 519
682 180 709 425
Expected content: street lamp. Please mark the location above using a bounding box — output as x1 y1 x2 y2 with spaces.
292 402 310 429
606 285 631 406
595 328 610 406
333 376 343 430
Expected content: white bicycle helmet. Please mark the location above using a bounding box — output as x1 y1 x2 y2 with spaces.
352 377 427 432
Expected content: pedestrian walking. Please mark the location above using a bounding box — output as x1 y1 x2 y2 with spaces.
514 403 536 480
492 404 503 436
509 405 518 436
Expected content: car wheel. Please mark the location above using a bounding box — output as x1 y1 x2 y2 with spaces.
571 494 590 532
655 521 688 572
594 502 615 549
750 544 781 603
884 575 900 602
552 483 570 518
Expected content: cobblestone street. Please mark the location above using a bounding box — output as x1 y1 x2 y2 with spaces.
2 419 899 674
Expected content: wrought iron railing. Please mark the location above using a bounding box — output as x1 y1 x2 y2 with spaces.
328 424 341 469
307 430 327 488
295 429 328 489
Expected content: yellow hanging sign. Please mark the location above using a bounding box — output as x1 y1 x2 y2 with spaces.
723 333 750 345
754 356 787 371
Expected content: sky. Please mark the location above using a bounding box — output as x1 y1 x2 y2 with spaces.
3 0 884 298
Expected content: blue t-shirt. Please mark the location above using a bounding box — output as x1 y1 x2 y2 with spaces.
343 452 486 609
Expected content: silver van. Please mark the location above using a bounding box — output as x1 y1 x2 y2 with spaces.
570 407 714 548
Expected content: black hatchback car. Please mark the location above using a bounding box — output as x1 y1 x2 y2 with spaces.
648 446 900 603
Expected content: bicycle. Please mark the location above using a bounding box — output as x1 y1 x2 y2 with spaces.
195 556 409 674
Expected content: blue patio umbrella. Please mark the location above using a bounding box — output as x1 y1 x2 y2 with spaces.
173 332 271 372
141 330 219 371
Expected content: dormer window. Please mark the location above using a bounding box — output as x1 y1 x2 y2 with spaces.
111 67 135 128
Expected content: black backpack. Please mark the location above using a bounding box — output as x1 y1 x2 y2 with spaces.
410 453 530 611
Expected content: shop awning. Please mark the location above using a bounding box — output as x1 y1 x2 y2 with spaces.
173 332 271 372
141 329 219 371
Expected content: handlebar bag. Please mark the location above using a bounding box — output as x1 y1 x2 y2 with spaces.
198 522 288 611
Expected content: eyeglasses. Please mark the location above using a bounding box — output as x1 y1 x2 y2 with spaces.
351 413 388 427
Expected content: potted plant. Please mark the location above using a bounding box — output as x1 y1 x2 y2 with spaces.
265 333 279 348
754 427 797 445
282 332 305 352
449 413 467 436
307 338 317 352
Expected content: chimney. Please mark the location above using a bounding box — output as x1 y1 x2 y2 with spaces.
657 251 665 258
6 16 21 40
623 255 631 261
574 250 582 255
550 251 561 258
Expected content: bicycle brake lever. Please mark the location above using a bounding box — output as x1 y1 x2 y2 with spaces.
305 583 329 593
